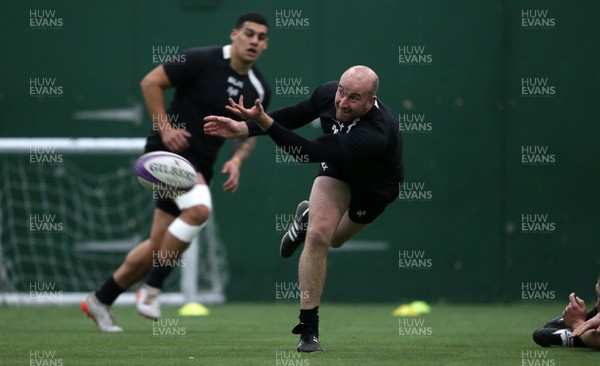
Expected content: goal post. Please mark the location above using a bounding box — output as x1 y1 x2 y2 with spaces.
0 138 227 306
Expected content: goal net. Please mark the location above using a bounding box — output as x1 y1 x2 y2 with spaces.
0 138 228 305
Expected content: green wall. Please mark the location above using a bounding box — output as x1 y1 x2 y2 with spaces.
1 0 599 303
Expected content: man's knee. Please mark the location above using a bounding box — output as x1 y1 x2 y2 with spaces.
305 225 333 251
169 185 212 243
167 211 208 244
175 183 212 226
330 239 344 249
149 185 212 246
175 184 212 222
180 205 210 226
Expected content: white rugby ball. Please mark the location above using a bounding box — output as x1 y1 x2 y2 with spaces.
134 151 196 192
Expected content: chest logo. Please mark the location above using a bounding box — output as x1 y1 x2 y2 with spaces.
226 76 244 98
331 119 358 134
227 76 244 88
227 86 240 97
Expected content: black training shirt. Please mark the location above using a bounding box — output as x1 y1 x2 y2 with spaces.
151 45 270 166
248 81 403 190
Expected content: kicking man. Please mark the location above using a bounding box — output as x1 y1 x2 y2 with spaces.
204 65 403 352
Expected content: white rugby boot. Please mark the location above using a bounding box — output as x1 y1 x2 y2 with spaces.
136 284 161 320
81 293 123 333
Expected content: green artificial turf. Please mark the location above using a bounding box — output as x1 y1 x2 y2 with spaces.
0 303 597 365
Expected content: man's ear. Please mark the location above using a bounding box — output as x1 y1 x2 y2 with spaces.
368 95 377 109
230 28 239 43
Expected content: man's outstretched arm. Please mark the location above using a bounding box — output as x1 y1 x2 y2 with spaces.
204 96 386 162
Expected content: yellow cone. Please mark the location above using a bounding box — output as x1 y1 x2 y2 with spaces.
392 304 418 317
178 302 210 316
410 301 431 314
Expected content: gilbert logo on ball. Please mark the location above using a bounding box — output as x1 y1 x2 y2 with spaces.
135 151 196 192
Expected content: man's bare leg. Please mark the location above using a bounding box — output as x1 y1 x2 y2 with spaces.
137 179 211 319
113 209 176 289
293 177 369 352
299 177 368 309
330 211 368 249
298 177 350 310
82 208 175 332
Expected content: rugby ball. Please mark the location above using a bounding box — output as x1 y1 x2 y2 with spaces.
134 151 196 192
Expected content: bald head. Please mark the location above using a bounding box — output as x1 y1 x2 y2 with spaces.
340 65 379 98
334 65 379 122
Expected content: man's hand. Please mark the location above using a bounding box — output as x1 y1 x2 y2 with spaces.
204 115 248 139
225 96 273 131
221 159 240 192
563 293 587 330
204 95 273 136
159 128 191 152
571 312 600 338
225 95 265 119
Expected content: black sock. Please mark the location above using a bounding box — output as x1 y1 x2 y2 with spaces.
299 307 319 335
573 336 588 348
95 276 125 306
145 265 174 289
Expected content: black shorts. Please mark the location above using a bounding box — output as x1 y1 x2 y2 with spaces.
317 162 398 224
144 134 214 217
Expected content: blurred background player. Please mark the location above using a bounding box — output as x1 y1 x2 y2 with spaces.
533 275 600 349
204 65 403 352
81 12 270 332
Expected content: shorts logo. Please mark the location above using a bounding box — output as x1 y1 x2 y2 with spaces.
356 210 367 218
321 162 328 171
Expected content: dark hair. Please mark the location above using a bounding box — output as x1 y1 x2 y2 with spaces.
235 12 269 29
